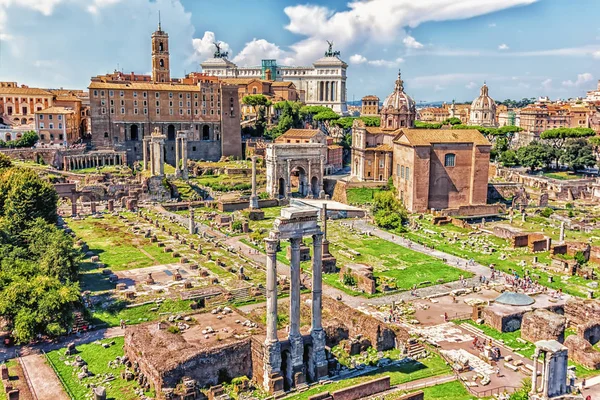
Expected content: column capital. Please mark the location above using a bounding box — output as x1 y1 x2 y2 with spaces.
265 237 278 254
312 232 324 245
289 237 302 249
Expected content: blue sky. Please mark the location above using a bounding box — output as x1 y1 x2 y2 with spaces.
1 0 599 103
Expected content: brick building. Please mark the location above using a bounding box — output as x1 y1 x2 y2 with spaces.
361 95 379 116
89 23 242 164
0 83 54 127
35 107 78 145
392 129 491 213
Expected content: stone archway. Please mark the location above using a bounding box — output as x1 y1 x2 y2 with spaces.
202 125 210 141
311 176 319 198
167 124 176 141
278 178 286 198
130 124 139 141
290 166 308 197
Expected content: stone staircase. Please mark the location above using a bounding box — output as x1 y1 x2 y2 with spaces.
406 340 426 359
205 286 266 308
71 311 89 333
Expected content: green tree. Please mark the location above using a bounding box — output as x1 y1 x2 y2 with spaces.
414 121 442 129
517 141 555 172
242 95 272 136
499 149 519 167
560 138 596 171
0 153 12 169
540 127 595 168
0 168 58 230
371 191 408 232
442 117 462 126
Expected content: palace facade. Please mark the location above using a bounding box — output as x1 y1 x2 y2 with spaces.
201 45 348 114
89 22 242 164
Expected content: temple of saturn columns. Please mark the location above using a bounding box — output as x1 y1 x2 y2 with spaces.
530 340 581 399
142 127 166 177
174 130 189 179
263 206 328 392
265 141 327 199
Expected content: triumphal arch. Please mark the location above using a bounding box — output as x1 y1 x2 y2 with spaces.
265 142 327 199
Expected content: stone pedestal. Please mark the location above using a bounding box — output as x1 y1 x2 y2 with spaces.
247 208 265 221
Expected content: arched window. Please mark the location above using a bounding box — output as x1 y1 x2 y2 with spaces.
159 42 164 52
252 88 257 94
159 59 165 68
104 132 109 138
444 153 456 167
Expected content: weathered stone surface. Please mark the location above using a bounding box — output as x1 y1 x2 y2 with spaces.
564 335 600 370
565 297 600 327
521 309 566 343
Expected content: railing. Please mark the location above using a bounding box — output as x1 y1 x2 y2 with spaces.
42 350 76 400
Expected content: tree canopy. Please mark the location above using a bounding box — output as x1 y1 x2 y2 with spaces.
0 131 38 149
560 138 596 171
371 191 408 233
0 166 81 343
516 141 555 172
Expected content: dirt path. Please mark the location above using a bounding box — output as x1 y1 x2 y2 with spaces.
20 354 69 400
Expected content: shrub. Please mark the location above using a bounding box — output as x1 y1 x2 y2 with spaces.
342 272 356 287
540 207 554 218
574 251 587 266
565 202 574 209
167 325 180 334
231 220 243 232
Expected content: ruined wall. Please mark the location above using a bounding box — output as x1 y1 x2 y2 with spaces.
521 309 566 343
564 298 600 327
580 322 600 346
443 204 505 217
218 199 280 212
308 377 391 400
487 182 523 202
321 297 406 351
564 335 600 370
482 308 524 333
0 147 85 168
589 246 600 264
339 264 376 295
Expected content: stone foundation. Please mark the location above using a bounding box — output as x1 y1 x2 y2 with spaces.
564 335 600 370
521 309 566 343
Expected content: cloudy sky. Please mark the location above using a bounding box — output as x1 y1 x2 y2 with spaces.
1 0 599 103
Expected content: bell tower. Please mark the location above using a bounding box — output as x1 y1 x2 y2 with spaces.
151 16 170 83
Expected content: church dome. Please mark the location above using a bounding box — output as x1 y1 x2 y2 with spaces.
494 292 535 306
383 71 415 112
471 83 496 111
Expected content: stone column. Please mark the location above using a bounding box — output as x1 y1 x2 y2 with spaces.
384 153 389 180
149 142 155 176
542 351 550 398
311 232 327 380
374 152 378 180
559 221 565 242
307 160 313 198
531 350 539 394
250 156 259 209
286 159 291 199
71 198 77 216
263 238 282 391
182 135 189 180
175 136 180 177
319 156 325 198
288 237 304 383
189 208 195 234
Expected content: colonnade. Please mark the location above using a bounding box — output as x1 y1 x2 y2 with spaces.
530 341 569 399
143 128 166 177
318 81 338 102
63 152 126 171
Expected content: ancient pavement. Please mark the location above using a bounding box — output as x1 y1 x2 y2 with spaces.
20 354 69 400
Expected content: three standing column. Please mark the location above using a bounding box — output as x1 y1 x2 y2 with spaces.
288 237 305 385
311 233 327 380
263 238 282 392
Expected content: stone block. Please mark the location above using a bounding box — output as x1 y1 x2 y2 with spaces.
564 335 600 370
521 309 566 343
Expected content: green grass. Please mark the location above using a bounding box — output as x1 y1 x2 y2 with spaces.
346 188 386 205
542 171 585 181
284 352 451 400
403 217 594 298
46 337 154 400
323 221 469 297
67 215 175 271
461 321 600 378
384 380 476 400
91 298 194 328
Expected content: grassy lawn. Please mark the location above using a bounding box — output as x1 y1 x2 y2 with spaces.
384 380 477 400
403 216 594 298
46 337 154 400
67 215 175 271
284 352 451 400
91 298 194 328
323 221 469 297
346 188 386 205
461 320 600 378
542 171 586 181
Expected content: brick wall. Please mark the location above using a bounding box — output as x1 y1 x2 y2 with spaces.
308 376 391 400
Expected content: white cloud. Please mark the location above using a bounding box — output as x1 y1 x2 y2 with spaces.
191 31 231 63
349 54 367 64
411 73 487 88
541 79 553 91
498 43 509 50
434 85 445 92
282 0 538 64
231 38 294 66
403 35 423 49
562 72 593 87
488 23 497 27
466 81 477 89
593 51 600 59
367 58 404 67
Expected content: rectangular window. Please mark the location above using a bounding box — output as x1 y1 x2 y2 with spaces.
110 108 115 114
100 90 105 97
179 93 183 99
109 90 114 97
134 108 138 115
401 165 405 179
444 154 456 167
179 101 183 107
93 90 98 97
143 92 147 98
134 100 138 107
179 109 183 115
40 115 44 120
121 108 125 114
58 123 62 129
59 134 63 140
49 123 54 129
156 108 160 115
406 167 410 180
155 92 160 98
169 92 173 98
396 164 400 176
49 115 53 120
170 109 173 115
120 91 124 97
58 115 62 121
156 101 160 107
40 123 45 129
144 108 148 115
133 92 137 97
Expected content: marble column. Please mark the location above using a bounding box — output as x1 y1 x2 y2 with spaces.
560 221 565 242
142 138 148 170
175 136 180 177
288 237 304 381
263 238 282 391
182 136 189 180
286 159 291 199
307 160 313 198
311 232 327 380
319 156 325 198
531 350 539 394
189 208 195 234
250 156 259 209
